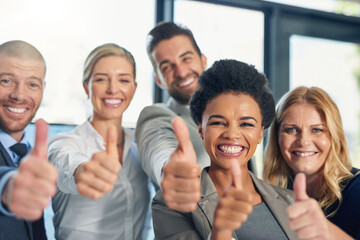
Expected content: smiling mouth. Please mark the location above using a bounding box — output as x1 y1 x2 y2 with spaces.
103 99 122 105
4 105 27 114
178 77 195 88
292 151 317 157
218 145 244 154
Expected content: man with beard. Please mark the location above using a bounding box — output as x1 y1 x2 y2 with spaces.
0 40 58 240
136 22 209 212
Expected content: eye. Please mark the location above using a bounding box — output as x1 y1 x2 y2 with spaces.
209 121 226 126
0 79 12 86
119 79 131 83
94 78 105 83
29 82 39 88
240 122 254 127
160 63 172 73
284 127 297 134
312 128 323 133
183 56 192 62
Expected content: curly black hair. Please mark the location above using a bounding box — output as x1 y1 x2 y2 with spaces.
190 59 275 128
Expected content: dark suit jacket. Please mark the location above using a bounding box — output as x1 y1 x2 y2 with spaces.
152 168 298 240
0 141 47 240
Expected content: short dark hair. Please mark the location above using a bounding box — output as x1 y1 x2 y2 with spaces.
146 22 202 67
190 59 275 128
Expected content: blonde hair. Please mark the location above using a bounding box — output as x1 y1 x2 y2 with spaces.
83 43 136 85
264 86 354 216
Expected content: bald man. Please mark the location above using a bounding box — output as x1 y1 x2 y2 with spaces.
0 40 58 240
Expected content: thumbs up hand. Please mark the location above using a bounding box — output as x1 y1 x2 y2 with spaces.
211 159 253 240
1 119 58 221
161 117 201 212
74 125 121 200
287 173 333 240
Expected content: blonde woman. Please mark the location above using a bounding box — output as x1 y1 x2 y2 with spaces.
264 86 360 239
48 43 151 240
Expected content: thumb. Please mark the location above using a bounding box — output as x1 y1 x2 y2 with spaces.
105 125 118 160
32 118 49 159
293 173 309 201
171 117 196 163
230 158 243 190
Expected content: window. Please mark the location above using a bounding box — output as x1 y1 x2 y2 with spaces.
290 35 360 166
174 0 265 176
0 0 155 128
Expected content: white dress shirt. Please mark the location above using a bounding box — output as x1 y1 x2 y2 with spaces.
48 121 151 240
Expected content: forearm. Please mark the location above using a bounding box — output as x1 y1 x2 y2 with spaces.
49 148 88 194
328 221 354 240
137 126 177 186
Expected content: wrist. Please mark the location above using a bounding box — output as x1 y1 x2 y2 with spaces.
210 228 233 240
74 163 85 184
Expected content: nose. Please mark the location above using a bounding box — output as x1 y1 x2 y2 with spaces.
9 82 26 101
298 131 311 146
222 124 241 140
106 79 119 94
173 63 188 79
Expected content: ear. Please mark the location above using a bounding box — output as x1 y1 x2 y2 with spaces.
83 82 89 97
258 126 265 144
198 123 204 140
201 54 207 69
155 75 165 89
131 81 138 99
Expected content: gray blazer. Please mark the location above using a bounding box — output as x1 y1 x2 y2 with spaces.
135 98 210 187
152 168 298 240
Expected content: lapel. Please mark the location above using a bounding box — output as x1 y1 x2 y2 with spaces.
250 172 298 240
196 169 297 240
196 168 238 239
0 141 16 167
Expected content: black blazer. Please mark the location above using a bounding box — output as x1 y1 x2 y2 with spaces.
0 141 47 240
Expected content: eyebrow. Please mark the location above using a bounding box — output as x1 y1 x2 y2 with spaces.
281 123 326 128
93 72 133 77
0 72 15 78
0 73 43 82
158 51 195 70
208 115 258 123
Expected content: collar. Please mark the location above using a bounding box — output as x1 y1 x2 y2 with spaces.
167 97 191 117
0 129 31 162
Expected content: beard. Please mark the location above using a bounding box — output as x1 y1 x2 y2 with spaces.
167 74 200 105
0 111 36 135
0 99 38 136
168 88 192 105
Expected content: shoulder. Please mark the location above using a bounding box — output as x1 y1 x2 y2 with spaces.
250 172 294 202
137 104 177 125
343 171 360 199
48 122 90 149
269 183 294 200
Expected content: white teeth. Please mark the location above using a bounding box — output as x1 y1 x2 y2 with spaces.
104 99 122 104
179 78 194 87
7 106 26 113
219 145 243 154
294 152 316 157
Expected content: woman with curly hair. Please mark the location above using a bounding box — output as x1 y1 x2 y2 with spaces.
152 59 298 240
264 86 360 239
